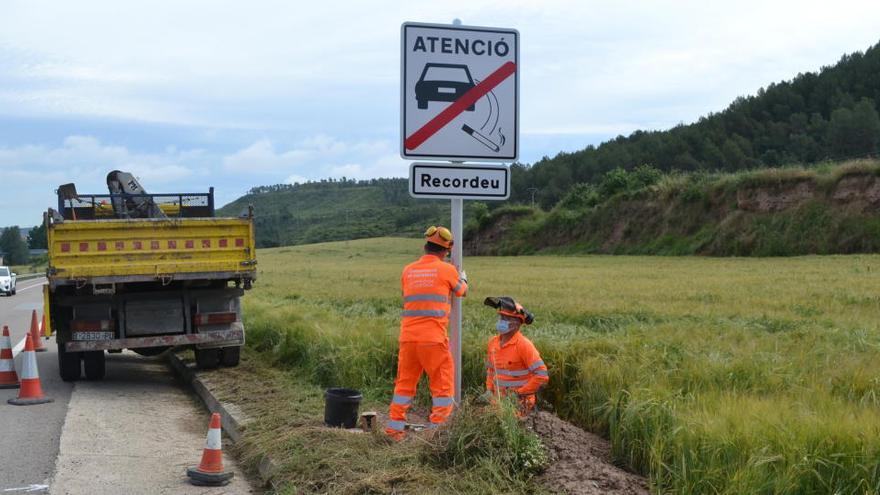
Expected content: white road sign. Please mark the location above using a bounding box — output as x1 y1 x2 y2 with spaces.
401 22 519 162
409 162 510 200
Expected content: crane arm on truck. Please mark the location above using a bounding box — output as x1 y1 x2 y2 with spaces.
106 170 168 219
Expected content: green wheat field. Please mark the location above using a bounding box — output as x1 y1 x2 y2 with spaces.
244 237 880 494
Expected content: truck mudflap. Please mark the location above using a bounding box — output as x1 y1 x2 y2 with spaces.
64 324 244 352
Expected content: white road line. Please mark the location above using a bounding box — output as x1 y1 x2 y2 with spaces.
12 337 26 357
15 281 45 293
2 485 48 493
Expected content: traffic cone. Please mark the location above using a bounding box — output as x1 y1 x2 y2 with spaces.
0 325 19 389
186 413 234 486
8 333 53 405
29 310 46 352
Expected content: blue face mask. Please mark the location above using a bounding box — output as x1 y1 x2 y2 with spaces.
496 319 512 334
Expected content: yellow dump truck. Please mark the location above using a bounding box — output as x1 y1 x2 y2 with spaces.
46 171 256 380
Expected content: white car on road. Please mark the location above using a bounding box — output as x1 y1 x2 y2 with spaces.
0 266 16 296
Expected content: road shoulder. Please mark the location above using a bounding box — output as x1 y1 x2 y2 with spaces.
48 353 256 495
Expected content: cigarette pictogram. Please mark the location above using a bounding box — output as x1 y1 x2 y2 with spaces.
461 124 500 152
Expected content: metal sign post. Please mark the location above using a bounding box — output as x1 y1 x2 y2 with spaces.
450 197 463 403
401 20 519 404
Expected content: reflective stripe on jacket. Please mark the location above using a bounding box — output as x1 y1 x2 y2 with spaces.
486 331 549 396
399 255 468 343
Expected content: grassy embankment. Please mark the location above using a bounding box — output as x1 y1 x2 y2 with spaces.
11 254 48 276
467 159 880 256
242 238 880 494
204 349 546 494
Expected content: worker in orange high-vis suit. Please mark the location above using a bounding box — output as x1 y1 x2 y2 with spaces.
484 297 548 416
385 226 468 440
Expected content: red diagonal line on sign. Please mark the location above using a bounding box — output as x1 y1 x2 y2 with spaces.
405 61 517 151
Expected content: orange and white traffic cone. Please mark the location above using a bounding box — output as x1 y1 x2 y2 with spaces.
0 325 19 389
8 333 53 405
29 310 46 352
186 413 234 486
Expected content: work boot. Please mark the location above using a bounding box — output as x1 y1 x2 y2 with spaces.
384 427 407 442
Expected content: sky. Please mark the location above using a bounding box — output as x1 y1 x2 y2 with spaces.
1 0 879 227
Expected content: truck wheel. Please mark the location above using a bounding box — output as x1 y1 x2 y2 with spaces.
220 346 241 367
195 348 220 370
59 348 81 381
83 351 106 380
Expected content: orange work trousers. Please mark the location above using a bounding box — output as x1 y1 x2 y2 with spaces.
385 342 455 438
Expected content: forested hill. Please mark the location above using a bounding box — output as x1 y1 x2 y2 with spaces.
510 40 880 209
219 179 483 248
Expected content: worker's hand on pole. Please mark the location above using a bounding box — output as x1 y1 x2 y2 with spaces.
460 269 468 284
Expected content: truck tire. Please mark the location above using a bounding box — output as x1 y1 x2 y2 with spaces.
59 347 81 381
195 348 220 370
220 346 241 367
83 351 106 380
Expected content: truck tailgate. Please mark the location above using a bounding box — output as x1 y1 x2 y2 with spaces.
48 217 256 283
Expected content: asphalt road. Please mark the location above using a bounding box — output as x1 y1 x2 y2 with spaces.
0 280 256 494
0 278 71 493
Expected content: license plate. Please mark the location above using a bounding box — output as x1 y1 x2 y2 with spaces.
437 87 456 94
72 331 114 341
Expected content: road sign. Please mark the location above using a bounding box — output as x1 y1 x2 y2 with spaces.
401 22 519 162
410 162 510 200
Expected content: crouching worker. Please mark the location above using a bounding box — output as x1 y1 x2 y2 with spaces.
484 297 548 416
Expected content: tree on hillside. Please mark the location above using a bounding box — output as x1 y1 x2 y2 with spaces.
827 98 880 157
0 227 28 265
27 222 47 250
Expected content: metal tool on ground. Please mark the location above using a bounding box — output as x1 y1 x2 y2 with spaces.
0 325 19 389
8 334 53 405
29 310 46 352
186 413 234 486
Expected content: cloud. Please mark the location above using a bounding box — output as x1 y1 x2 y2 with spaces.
223 135 406 181
0 136 210 226
223 139 312 173
285 174 308 185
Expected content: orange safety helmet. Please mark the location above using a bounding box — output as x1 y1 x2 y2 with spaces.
424 225 453 249
484 296 534 325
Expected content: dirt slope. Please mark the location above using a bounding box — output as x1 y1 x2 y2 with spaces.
530 412 648 495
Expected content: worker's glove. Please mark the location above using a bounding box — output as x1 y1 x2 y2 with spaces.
460 269 468 284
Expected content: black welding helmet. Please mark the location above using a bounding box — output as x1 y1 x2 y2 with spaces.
484 296 534 325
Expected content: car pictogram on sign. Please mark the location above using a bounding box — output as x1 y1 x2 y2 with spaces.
415 63 476 111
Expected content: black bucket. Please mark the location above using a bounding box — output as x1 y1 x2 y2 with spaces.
324 388 362 428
